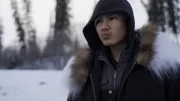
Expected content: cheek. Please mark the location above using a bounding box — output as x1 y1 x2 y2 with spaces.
112 26 126 41
96 26 106 42
96 26 101 36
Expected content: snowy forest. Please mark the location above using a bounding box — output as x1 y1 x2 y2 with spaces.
0 0 79 69
0 0 180 70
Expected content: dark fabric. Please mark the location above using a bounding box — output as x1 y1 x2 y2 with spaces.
98 54 127 95
69 60 180 101
101 89 118 101
67 51 180 101
109 58 118 68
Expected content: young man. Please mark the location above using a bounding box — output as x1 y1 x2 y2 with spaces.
65 0 180 101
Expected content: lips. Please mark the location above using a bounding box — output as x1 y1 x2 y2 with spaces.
101 34 111 40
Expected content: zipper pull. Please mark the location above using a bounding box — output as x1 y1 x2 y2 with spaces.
113 71 117 79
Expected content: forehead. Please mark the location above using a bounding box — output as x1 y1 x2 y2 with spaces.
94 13 127 26
96 13 123 20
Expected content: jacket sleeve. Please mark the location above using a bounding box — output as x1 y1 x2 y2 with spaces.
66 88 79 101
175 65 180 101
162 64 180 101
167 66 180 101
176 73 180 101
173 74 180 101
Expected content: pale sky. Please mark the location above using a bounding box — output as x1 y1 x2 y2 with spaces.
0 0 148 48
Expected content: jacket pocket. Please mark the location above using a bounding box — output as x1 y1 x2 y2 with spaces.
101 78 108 85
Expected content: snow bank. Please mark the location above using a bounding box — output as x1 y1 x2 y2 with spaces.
0 70 69 101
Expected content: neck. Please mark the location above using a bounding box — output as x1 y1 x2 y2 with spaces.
110 42 126 62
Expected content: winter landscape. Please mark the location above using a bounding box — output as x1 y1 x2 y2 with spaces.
1 0 180 101
0 70 70 101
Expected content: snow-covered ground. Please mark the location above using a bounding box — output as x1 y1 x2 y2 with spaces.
0 70 70 101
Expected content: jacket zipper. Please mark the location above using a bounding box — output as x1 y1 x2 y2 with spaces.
90 74 97 101
117 61 136 101
113 51 121 90
113 70 117 90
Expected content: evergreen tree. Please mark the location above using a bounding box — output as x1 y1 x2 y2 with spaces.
53 0 71 56
22 0 40 61
11 0 26 59
43 12 55 57
142 0 180 41
0 18 3 66
44 0 72 57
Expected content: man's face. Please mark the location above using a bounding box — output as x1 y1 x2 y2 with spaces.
95 14 127 46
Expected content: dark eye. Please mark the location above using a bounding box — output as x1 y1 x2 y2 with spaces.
108 15 118 20
95 17 103 25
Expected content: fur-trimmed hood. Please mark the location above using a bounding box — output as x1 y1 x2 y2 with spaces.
64 24 180 98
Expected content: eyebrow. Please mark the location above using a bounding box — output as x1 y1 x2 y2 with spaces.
95 14 116 22
94 15 103 25
94 14 123 26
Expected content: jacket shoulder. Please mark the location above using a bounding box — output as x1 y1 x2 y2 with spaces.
137 24 180 80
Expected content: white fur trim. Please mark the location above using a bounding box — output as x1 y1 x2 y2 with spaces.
63 56 81 99
150 33 180 79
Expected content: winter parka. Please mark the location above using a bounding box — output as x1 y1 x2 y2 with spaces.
64 0 180 101
65 24 180 101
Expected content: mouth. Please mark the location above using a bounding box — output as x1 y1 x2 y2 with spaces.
101 34 111 40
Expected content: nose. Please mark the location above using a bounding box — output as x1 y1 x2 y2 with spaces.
101 19 110 31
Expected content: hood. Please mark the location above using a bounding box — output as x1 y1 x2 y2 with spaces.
83 0 135 53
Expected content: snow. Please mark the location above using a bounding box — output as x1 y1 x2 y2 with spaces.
0 70 70 101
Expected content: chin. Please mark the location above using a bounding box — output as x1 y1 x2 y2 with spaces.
102 39 125 46
102 41 116 46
